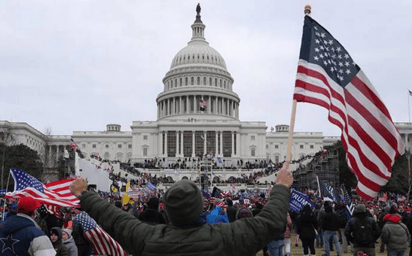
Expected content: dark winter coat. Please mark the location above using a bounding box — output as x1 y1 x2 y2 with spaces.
322 208 340 231
344 211 381 248
80 184 291 256
138 208 166 224
297 205 318 239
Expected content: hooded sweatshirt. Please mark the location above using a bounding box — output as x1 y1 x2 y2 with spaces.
382 214 411 252
50 227 70 256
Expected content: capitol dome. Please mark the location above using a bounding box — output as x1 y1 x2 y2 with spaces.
156 7 240 121
170 39 227 70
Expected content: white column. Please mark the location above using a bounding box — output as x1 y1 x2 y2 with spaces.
186 96 189 114
165 131 168 157
236 132 240 157
226 99 229 115
230 100 233 117
203 131 207 155
231 131 234 157
180 131 184 156
192 131 196 157
180 96 183 114
208 95 211 114
55 146 59 163
220 132 223 156
215 132 218 155
159 132 163 156
176 131 179 156
194 95 197 114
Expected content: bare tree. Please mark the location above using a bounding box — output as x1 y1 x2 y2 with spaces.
0 124 16 189
41 127 54 168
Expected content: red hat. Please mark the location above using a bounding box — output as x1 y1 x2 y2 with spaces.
17 197 41 214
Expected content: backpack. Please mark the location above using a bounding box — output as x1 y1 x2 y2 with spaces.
352 217 374 245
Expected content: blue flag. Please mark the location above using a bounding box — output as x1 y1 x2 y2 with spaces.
289 188 315 213
146 181 157 191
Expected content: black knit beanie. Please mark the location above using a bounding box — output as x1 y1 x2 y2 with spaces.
164 180 203 225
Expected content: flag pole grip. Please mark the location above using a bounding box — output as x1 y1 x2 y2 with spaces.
286 100 298 162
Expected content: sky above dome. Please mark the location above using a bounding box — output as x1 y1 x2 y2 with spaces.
1 1 410 137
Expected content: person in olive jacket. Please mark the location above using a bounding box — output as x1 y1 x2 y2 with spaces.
297 204 318 256
70 162 294 256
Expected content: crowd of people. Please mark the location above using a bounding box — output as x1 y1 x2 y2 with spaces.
2 155 412 255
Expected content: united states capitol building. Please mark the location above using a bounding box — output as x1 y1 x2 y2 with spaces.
1 8 411 182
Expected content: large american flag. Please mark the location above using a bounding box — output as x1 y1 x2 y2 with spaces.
5 169 80 209
75 211 127 256
294 16 404 200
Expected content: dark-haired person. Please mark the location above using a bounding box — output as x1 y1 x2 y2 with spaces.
297 205 318 256
70 162 293 255
49 227 69 256
0 197 55 256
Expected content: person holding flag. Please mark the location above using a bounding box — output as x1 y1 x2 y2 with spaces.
0 197 55 256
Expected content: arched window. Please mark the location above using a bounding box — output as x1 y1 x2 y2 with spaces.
220 79 222 87
209 77 212 86
215 78 217 86
203 77 206 85
197 77 200 85
180 78 182 86
191 77 194 85
185 77 188 85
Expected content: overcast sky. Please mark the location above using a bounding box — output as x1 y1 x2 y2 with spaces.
1 0 411 137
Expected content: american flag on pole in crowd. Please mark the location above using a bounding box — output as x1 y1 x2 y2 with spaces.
5 169 80 209
294 15 404 199
70 138 78 150
74 211 127 256
199 100 207 111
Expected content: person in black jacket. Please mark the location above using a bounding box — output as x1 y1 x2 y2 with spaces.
226 198 238 223
345 204 381 256
322 205 341 256
297 205 318 256
138 197 166 224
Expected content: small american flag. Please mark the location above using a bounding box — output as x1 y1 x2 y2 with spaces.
70 138 78 150
294 15 404 199
199 100 207 111
75 211 127 256
5 169 79 209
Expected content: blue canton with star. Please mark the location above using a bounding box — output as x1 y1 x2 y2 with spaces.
0 234 20 254
299 16 360 87
11 169 44 192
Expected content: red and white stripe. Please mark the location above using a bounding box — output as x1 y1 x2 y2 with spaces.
85 227 127 256
294 60 404 200
6 179 80 208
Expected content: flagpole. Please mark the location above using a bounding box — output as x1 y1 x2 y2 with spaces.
285 6 311 163
286 100 297 162
408 90 410 123
2 170 10 221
